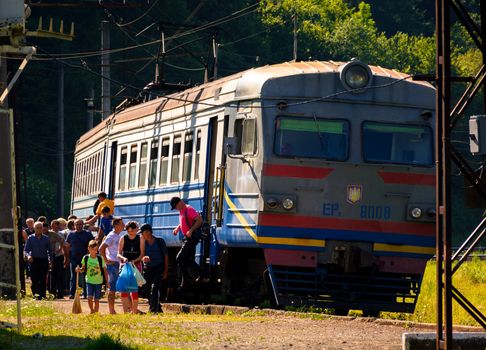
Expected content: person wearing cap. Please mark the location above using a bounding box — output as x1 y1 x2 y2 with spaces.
170 197 203 291
141 223 168 313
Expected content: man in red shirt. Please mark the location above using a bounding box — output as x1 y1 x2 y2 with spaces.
171 196 203 291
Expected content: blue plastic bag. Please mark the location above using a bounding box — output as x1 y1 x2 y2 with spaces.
116 263 138 292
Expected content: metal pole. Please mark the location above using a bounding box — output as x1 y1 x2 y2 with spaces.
441 1 453 347
292 14 297 61
482 0 486 115
57 62 64 217
101 20 111 119
9 108 22 333
435 0 444 347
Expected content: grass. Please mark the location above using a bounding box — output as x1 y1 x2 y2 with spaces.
382 258 486 326
0 259 483 349
0 299 261 350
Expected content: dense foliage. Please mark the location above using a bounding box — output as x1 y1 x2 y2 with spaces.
13 0 485 242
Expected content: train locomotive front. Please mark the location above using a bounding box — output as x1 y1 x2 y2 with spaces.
219 60 435 313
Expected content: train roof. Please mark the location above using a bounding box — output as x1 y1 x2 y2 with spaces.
76 60 434 153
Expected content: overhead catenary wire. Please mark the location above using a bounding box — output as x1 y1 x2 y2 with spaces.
53 52 415 110
116 0 161 27
2 2 260 62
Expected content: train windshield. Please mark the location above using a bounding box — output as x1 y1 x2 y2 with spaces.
274 117 349 160
363 122 433 166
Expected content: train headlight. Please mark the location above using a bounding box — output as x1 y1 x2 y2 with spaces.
410 207 423 219
266 197 278 209
282 198 294 210
339 60 373 92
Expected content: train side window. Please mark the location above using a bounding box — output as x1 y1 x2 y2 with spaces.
88 157 93 195
118 146 128 191
138 142 148 188
149 140 158 187
194 130 201 180
159 138 170 185
183 132 193 182
92 155 96 194
241 118 257 155
73 161 78 198
233 119 243 154
80 161 84 196
128 145 138 189
171 135 182 183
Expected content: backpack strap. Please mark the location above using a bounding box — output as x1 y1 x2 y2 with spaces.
83 255 88 269
97 255 106 284
97 255 103 271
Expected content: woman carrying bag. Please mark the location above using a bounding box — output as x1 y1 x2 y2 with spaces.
117 221 145 314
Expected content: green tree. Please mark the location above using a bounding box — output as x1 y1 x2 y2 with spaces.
259 0 435 74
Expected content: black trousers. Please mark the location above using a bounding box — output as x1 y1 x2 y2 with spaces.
52 255 65 298
31 258 48 299
176 236 200 286
143 264 164 313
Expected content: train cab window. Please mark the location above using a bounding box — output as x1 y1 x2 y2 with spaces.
242 119 257 154
183 133 193 182
159 138 170 186
128 145 138 189
149 140 158 187
171 135 182 183
233 118 257 155
274 117 349 160
362 122 433 166
118 147 128 191
194 130 201 180
138 142 148 188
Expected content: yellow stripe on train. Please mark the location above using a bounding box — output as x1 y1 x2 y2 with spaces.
224 191 326 248
258 236 326 247
373 243 435 255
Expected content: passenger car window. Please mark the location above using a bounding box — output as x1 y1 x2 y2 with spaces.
171 135 182 183
118 146 128 191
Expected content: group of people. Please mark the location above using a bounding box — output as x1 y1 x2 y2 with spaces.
21 192 204 314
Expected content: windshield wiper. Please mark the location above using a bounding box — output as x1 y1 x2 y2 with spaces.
312 113 327 159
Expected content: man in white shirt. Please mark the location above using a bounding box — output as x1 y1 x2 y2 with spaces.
99 217 124 314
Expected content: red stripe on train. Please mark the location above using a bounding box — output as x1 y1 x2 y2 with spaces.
263 164 333 179
259 213 435 236
378 171 436 186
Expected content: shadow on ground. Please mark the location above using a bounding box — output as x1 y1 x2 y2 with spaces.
0 329 134 350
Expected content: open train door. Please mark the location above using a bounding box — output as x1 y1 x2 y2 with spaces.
107 141 118 202
199 112 230 280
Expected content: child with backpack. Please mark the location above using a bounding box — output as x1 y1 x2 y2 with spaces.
76 240 109 313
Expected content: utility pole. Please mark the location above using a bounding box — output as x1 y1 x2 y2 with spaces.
292 13 297 62
101 20 111 119
0 4 73 334
57 62 64 217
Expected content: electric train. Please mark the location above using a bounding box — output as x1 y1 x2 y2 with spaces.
71 60 436 313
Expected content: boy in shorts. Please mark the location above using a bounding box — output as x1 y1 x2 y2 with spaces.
76 240 109 313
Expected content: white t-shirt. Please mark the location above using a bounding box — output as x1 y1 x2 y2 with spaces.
101 230 122 263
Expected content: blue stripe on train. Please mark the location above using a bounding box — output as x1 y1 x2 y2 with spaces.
258 225 435 247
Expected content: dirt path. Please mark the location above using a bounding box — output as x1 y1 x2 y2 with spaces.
47 299 421 349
